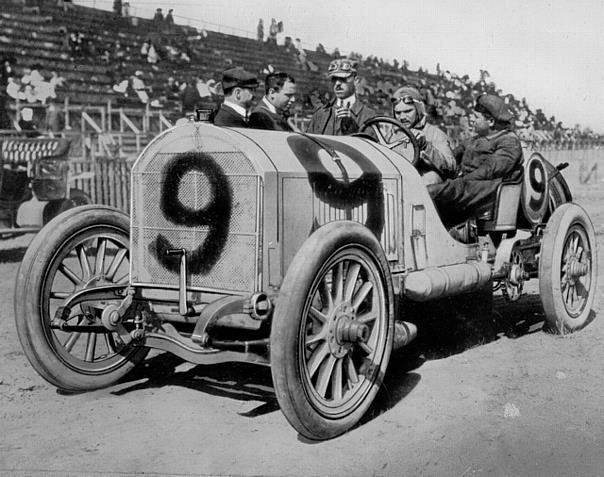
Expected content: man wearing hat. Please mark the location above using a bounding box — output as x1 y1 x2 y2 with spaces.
390 86 457 184
307 59 375 136
248 72 296 131
428 93 523 227
214 67 259 127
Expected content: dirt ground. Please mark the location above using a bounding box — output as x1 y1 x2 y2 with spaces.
0 183 602 477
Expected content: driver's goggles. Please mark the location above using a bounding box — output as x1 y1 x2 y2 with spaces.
391 95 415 105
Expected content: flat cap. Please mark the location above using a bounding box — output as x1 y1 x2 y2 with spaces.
475 94 513 122
221 67 259 90
327 59 357 78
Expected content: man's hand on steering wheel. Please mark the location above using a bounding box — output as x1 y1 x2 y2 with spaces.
358 116 421 166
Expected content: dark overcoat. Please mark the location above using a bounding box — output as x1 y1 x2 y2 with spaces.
428 129 524 224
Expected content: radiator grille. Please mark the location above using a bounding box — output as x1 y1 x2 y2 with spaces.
131 151 260 292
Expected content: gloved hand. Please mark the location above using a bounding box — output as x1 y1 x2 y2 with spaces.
414 131 427 151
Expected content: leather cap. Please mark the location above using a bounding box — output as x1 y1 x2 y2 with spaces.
391 86 423 103
221 67 259 90
475 94 513 122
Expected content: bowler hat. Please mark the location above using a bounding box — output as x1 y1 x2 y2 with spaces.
221 67 259 90
475 94 513 122
327 59 357 78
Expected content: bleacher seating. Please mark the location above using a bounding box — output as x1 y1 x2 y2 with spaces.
0 0 600 149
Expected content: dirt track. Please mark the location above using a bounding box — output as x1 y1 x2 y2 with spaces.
1 185 603 477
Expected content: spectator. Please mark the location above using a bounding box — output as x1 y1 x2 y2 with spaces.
181 78 202 113
257 19 264 42
307 59 375 136
214 67 258 127
165 9 174 25
18 107 40 137
267 18 278 45
153 8 164 24
113 0 122 17
45 99 63 133
0 93 11 130
249 72 296 131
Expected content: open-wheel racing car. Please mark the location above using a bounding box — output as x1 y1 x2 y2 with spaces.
15 116 597 440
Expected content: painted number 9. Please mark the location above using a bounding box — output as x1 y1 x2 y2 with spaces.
522 154 549 225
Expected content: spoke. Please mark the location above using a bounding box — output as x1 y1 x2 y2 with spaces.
345 354 359 385
352 282 373 311
572 235 579 253
358 341 374 355
564 285 572 304
115 273 130 284
357 309 378 324
77 245 92 281
104 333 117 353
59 264 83 286
315 354 337 398
50 291 71 299
575 279 588 300
95 238 107 276
63 332 81 352
371 124 387 144
309 306 328 325
105 249 128 281
576 245 584 261
331 358 344 402
85 332 97 362
333 262 344 304
343 263 361 301
306 326 327 347
307 342 330 378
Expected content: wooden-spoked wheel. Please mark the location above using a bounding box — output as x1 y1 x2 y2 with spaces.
271 221 394 440
539 203 597 334
14 205 147 391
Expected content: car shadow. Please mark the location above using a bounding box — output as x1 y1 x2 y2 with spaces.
0 246 27 263
401 291 546 363
112 354 279 417
108 291 549 439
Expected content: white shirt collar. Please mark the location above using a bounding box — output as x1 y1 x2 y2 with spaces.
223 100 247 117
262 96 278 114
337 94 357 108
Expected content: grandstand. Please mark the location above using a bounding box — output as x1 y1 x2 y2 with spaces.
1 0 601 160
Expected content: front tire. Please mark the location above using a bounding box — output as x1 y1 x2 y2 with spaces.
14 205 148 391
539 203 597 334
270 221 394 440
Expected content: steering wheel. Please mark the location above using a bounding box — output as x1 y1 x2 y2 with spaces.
359 116 420 166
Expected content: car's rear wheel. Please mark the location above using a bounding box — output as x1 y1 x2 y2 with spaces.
539 203 597 334
270 221 393 440
15 205 148 391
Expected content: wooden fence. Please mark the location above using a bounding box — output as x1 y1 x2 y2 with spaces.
70 157 132 213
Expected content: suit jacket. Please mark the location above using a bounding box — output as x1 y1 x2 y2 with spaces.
214 104 247 127
306 97 375 135
248 103 291 131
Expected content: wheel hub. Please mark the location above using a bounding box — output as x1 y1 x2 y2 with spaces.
326 303 369 358
567 258 588 279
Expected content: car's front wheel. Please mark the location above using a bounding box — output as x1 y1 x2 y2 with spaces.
270 221 394 440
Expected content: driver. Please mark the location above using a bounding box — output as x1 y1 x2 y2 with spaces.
306 59 376 136
389 87 457 184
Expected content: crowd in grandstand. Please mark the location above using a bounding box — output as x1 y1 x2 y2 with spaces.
0 0 601 149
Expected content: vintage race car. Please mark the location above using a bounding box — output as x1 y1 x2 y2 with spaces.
14 116 597 440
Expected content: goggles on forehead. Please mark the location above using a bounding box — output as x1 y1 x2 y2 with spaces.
328 61 354 72
391 95 416 105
